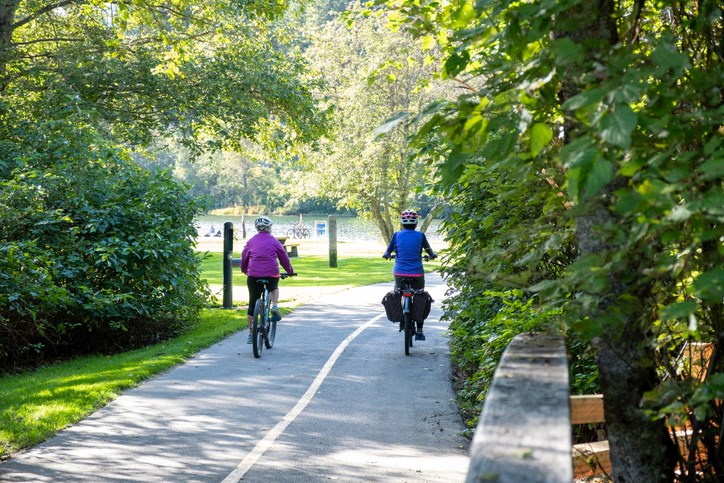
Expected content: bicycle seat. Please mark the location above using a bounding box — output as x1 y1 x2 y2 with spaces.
255 278 271 285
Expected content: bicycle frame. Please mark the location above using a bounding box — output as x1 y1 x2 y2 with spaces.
251 272 295 359
252 280 272 358
398 278 419 356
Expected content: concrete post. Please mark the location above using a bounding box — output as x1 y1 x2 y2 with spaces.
328 215 337 268
222 222 234 308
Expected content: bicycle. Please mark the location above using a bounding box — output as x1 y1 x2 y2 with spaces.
251 272 296 358
384 255 430 355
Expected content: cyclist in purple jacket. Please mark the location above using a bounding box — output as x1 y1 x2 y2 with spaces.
241 216 295 344
382 210 437 340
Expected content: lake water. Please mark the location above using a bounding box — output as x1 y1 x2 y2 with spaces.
195 215 444 243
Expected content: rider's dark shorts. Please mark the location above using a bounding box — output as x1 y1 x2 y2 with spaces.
247 276 280 315
394 275 425 291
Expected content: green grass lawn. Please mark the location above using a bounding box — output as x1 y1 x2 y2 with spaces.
199 253 394 287
1 253 439 459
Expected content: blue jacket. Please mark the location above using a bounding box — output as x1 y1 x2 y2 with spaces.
384 228 434 276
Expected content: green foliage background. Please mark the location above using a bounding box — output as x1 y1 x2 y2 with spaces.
375 0 722 478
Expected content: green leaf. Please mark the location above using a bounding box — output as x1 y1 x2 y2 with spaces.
560 138 601 200
668 204 693 222
600 105 637 149
661 301 698 321
553 38 583 65
651 40 690 75
693 269 724 303
699 157 724 181
562 88 607 111
440 149 468 186
529 123 552 157
571 317 605 341
582 159 613 199
444 50 471 78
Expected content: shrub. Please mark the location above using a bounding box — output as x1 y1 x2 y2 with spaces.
0 119 209 371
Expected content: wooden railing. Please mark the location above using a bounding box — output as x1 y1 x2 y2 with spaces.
464 334 715 481
465 333 573 482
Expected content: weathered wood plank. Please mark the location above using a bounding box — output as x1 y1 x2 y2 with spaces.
570 394 604 425
573 441 611 478
465 333 572 483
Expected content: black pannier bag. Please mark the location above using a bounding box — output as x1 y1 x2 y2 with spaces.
381 291 403 322
411 291 434 321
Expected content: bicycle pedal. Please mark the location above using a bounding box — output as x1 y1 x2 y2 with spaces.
271 314 281 322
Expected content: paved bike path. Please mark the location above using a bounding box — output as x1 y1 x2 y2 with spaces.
0 273 470 482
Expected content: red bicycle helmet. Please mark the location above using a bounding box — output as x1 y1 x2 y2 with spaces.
400 210 419 225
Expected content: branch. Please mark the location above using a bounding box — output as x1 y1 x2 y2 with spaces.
452 77 477 92
12 0 82 31
627 0 645 44
13 37 84 46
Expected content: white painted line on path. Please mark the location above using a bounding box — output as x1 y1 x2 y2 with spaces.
221 313 386 483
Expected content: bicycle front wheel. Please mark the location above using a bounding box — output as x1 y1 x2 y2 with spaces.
252 298 265 358
404 312 413 355
264 297 276 349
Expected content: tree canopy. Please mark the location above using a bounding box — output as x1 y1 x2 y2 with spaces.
1 0 326 152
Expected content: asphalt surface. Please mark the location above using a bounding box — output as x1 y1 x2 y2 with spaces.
0 273 470 482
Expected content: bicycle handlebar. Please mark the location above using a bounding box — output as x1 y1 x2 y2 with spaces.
280 272 298 279
383 255 432 261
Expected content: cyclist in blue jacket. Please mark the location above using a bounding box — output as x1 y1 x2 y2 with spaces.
382 210 437 340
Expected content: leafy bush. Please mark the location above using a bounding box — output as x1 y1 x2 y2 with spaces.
446 288 568 433
0 117 209 371
437 158 598 432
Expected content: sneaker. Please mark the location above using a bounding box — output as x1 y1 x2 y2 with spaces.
271 306 281 322
415 332 426 341
247 333 253 344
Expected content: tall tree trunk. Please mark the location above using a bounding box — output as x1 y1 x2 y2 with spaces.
0 0 19 89
576 200 676 482
556 1 676 480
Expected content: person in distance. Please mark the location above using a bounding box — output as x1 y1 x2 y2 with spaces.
382 210 437 340
241 216 295 344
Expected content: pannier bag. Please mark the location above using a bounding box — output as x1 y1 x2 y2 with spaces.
381 291 403 322
411 291 434 321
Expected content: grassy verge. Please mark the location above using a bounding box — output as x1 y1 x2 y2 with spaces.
1 254 438 459
0 309 246 459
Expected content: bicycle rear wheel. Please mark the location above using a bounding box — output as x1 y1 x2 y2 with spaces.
252 298 265 358
264 297 276 349
404 312 413 355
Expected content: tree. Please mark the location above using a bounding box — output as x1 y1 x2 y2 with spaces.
0 0 327 369
301 5 450 243
377 0 723 480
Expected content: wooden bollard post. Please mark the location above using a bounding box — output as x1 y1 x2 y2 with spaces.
328 215 337 268
222 222 234 308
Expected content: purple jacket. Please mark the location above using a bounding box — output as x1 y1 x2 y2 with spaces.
241 232 294 277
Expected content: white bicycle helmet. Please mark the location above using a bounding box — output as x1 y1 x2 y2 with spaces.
400 210 419 225
254 216 273 231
